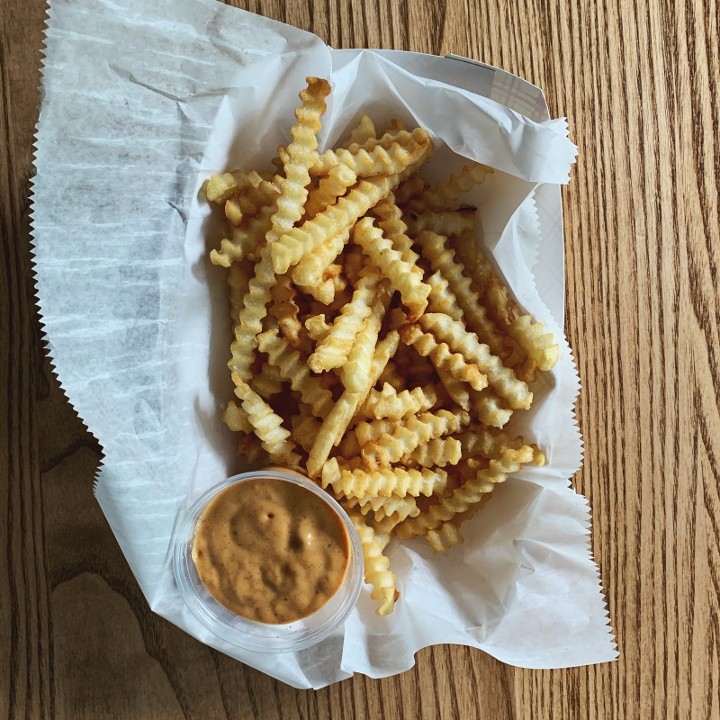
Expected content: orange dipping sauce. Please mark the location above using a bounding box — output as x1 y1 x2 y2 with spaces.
191 478 350 624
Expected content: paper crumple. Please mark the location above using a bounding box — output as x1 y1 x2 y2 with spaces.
31 0 617 688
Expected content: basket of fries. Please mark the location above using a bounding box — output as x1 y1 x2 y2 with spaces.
31 0 616 688
205 75 557 617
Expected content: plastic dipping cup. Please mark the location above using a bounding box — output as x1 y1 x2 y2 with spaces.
173 468 363 653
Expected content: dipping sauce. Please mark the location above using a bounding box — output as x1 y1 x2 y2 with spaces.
191 478 350 624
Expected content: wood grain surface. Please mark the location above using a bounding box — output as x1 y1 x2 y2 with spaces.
2 0 718 718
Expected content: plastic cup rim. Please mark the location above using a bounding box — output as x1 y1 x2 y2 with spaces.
172 468 363 653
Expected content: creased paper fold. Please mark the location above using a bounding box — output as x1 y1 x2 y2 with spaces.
31 0 616 689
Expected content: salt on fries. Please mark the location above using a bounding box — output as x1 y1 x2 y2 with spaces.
205 77 558 616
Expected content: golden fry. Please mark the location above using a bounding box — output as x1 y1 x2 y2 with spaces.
420 313 532 410
359 383 437 421
353 217 430 321
394 445 536 540
414 230 508 357
341 288 388 392
271 176 396 274
361 409 469 470
348 511 397 616
308 266 382 373
257 328 334 419
345 114 376 147
231 374 300 465
412 162 493 211
321 458 447 498
399 323 488 392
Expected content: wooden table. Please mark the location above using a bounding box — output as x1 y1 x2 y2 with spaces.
2 0 718 718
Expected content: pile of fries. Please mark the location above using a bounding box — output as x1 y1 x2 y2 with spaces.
204 77 559 615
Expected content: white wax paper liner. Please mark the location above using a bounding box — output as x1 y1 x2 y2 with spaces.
31 0 617 688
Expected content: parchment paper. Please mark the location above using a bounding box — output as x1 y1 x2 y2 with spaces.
31 0 617 688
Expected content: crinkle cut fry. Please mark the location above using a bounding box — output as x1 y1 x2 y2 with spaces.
348 510 397 616
224 197 244 227
296 276 336 306
372 193 422 267
456 425 546 465
229 244 276 381
222 400 253 433
303 162 357 220
292 227 349 288
353 217 430 321
268 76 330 245
272 176 397 274
414 229 508 357
395 445 536 540
324 128 431 180
252 362 284 399
227 261 253 321
453 232 559 372
425 270 464 321
231 373 300 465
224 174 279 222
340 283 389 393
257 327 334 419
358 383 437 421
412 162 493 212
342 494 420 522
434 364 470 411
404 208 477 238
469 388 513 429
310 271 348 309
306 330 400 479
345 114 376 147
308 265 382 373
304 313 332 342
425 477 496 551
354 417 401 448
401 436 462 468
269 272 303 349
307 393 363 479
321 458 447 499
508 314 560 373
310 127 429 175
423 494 493 552
423 515 466 552
399 323 488 392
205 170 252 204
372 512 408 537
211 202 275 268
361 409 470 470
229 78 330 379
420 312 532 410
453 231 512 326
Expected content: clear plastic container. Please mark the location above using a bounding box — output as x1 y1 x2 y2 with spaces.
172 468 363 653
